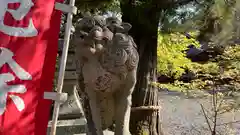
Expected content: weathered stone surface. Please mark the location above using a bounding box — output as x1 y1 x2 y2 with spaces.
47 118 87 135
58 38 75 53
55 71 77 80
59 93 83 116
75 130 114 135
56 40 81 118
56 54 76 71
73 15 139 135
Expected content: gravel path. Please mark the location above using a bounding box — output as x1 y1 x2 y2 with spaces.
159 91 240 135
48 91 240 135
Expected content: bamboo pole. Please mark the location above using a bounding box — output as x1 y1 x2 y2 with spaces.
50 0 76 134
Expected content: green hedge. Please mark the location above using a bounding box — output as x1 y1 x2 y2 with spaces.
156 32 240 91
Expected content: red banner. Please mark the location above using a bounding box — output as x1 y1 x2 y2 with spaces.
0 0 62 135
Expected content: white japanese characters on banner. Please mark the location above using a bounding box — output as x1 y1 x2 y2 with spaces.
0 0 38 37
0 0 37 115
0 0 61 134
0 47 32 115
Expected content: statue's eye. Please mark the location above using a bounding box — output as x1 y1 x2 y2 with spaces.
119 36 124 40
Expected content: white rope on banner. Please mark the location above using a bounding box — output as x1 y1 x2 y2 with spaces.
48 0 76 135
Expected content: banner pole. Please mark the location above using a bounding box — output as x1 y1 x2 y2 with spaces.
50 0 76 134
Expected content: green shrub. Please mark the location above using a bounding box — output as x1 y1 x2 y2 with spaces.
157 32 200 78
157 32 240 92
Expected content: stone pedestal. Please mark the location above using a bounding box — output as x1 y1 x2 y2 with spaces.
47 118 87 135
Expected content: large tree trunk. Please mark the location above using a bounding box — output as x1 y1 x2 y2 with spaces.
121 2 163 135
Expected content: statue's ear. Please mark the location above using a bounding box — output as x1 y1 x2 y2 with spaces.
121 23 132 32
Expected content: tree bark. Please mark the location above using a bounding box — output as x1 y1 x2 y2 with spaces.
121 2 163 135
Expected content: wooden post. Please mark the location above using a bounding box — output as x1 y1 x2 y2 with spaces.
49 0 76 135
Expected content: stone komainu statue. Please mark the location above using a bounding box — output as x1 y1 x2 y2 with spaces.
72 15 139 135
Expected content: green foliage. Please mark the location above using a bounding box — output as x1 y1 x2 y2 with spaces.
157 32 200 78
72 0 121 23
157 32 240 92
193 0 240 47
218 45 240 81
75 0 115 12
